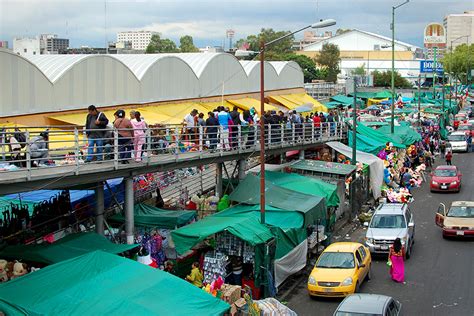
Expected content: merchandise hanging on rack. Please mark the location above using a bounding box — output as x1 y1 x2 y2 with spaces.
216 231 254 264
203 251 229 285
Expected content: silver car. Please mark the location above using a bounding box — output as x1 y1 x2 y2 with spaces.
334 293 402 316
364 203 415 258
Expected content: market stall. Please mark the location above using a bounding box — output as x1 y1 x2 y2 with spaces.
0 232 137 265
0 250 230 316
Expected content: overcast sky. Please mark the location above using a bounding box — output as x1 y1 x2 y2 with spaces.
1 0 472 49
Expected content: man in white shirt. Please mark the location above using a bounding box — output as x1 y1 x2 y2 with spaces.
183 109 198 142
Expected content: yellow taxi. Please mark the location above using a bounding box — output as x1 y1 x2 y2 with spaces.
307 242 372 298
435 201 474 238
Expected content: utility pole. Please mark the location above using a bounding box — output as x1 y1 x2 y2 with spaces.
433 47 437 98
418 74 421 125
352 77 357 165
391 5 395 133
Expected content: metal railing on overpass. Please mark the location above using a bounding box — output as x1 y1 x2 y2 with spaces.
0 122 347 191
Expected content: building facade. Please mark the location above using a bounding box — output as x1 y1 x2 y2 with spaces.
444 11 474 50
39 34 69 54
293 30 332 50
117 31 159 50
299 29 422 81
13 37 40 56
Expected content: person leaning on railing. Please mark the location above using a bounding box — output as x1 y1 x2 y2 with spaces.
29 132 49 166
85 105 109 163
113 110 133 164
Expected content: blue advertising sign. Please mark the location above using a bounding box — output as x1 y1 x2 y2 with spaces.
420 60 444 74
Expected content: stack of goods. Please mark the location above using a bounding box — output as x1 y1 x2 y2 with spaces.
255 298 297 316
216 232 254 263
203 252 229 284
220 284 242 306
0 260 35 283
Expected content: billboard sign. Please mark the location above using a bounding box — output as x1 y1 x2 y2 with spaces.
424 23 446 48
420 60 444 74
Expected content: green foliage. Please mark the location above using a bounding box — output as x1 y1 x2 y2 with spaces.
235 28 294 60
372 70 412 88
146 34 179 53
314 43 341 83
351 63 366 76
283 54 319 82
442 43 474 84
179 35 199 53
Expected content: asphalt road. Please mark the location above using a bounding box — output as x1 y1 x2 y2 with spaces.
286 151 474 316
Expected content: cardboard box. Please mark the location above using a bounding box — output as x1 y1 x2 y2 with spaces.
221 284 241 305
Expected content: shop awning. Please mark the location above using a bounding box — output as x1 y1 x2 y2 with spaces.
109 203 197 229
326 141 385 199
377 125 422 146
49 109 118 126
356 123 406 148
229 174 326 227
373 90 393 99
268 95 299 109
0 251 229 316
0 232 138 264
330 95 364 107
290 159 357 177
226 98 279 112
264 171 340 207
171 208 274 255
273 94 327 113
348 132 387 155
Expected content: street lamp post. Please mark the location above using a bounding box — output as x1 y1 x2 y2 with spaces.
256 19 336 225
390 0 409 133
450 35 470 105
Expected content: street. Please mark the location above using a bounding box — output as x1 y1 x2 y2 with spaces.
286 151 474 316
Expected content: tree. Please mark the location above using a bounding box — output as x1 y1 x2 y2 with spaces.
179 35 199 53
314 43 341 82
234 28 294 60
351 63 366 76
283 54 319 82
442 43 474 84
146 34 179 53
372 70 412 88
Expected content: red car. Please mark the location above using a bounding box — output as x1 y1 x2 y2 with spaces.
430 165 462 192
454 114 468 129
457 123 474 137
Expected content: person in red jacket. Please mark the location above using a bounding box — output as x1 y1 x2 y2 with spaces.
445 150 453 166
312 113 322 137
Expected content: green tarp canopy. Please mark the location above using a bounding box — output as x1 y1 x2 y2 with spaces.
356 123 406 148
348 132 387 155
324 101 345 109
360 121 389 127
347 91 377 100
290 159 356 176
171 207 275 255
264 171 340 207
109 203 197 229
422 108 446 115
377 125 422 146
229 174 327 227
373 90 393 99
330 95 364 106
0 232 138 264
0 251 229 316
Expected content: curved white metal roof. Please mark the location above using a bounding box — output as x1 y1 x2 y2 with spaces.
239 60 260 76
27 55 91 83
177 52 223 77
112 54 198 80
269 61 289 75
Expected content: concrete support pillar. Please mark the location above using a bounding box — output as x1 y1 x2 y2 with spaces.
95 182 104 235
124 177 134 245
238 159 246 181
216 162 223 198
299 150 305 160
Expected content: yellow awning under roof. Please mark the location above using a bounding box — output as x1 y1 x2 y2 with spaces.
227 98 279 112
49 109 118 126
268 95 300 109
280 93 328 113
367 98 388 106
144 102 211 124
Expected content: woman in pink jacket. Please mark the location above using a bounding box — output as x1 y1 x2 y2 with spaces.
131 111 147 162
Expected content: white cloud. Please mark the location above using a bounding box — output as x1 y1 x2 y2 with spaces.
0 0 472 48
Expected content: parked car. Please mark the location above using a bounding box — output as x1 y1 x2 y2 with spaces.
435 201 474 238
307 242 371 298
333 294 402 316
430 165 462 192
364 203 415 258
454 113 468 129
447 131 468 152
457 123 474 137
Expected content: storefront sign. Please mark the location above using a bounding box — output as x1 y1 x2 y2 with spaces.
424 23 446 48
420 60 443 74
